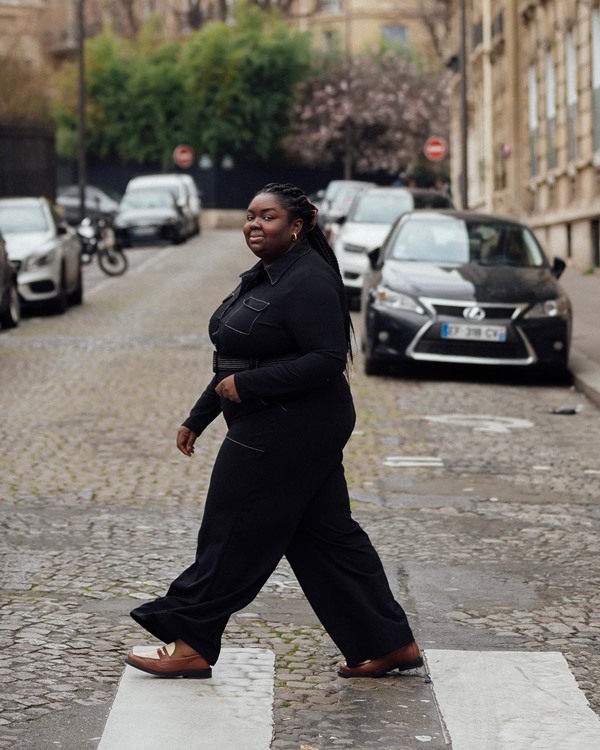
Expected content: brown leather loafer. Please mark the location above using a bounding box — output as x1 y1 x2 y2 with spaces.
125 643 212 679
337 641 423 678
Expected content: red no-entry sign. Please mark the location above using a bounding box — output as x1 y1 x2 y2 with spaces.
423 137 448 162
173 144 195 169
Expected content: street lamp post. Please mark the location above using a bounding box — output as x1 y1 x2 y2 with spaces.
459 0 468 208
77 0 86 223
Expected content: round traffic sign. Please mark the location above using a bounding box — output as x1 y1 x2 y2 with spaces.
173 144 195 169
423 136 447 162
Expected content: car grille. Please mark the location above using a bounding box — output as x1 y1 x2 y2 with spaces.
414 336 529 360
429 301 522 319
407 298 533 365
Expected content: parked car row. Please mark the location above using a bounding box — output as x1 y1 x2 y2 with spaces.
0 174 203 329
57 174 203 246
315 178 572 378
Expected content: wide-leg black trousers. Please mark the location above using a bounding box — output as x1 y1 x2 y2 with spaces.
131 378 415 665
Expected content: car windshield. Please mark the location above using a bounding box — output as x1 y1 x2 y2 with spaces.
351 192 413 223
121 190 175 209
389 216 546 267
0 205 49 234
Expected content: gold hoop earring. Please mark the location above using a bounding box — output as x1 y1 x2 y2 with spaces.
292 232 298 242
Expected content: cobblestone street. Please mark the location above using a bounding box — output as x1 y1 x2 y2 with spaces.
1 230 599 749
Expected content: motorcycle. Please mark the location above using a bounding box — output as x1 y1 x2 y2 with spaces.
76 216 128 277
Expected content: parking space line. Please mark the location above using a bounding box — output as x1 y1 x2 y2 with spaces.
426 649 600 749
97 647 274 750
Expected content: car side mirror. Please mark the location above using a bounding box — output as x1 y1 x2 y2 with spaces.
551 257 566 278
368 247 382 270
337 215 347 226
57 222 69 235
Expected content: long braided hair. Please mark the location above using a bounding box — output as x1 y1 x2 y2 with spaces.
255 182 354 360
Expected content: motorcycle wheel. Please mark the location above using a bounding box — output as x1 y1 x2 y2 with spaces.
98 248 128 276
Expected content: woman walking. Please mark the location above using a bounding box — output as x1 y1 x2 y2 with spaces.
125 182 421 679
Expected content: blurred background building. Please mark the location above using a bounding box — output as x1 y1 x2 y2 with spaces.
447 0 600 270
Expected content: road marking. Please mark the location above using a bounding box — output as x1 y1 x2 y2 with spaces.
97 647 274 750
383 456 444 468
426 649 600 749
425 414 533 433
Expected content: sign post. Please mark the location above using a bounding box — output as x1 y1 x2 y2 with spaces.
423 137 448 162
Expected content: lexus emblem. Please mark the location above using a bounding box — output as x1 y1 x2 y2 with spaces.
464 306 486 321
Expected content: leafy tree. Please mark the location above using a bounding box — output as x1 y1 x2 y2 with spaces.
53 9 311 166
284 48 450 178
181 6 311 162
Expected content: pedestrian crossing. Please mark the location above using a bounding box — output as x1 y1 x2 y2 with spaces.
98 648 600 749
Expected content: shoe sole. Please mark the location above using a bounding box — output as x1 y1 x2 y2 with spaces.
337 656 424 679
124 657 212 679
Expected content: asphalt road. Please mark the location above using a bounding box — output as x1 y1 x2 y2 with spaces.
1 231 599 749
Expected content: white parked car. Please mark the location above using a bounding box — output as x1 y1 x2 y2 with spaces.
0 197 83 314
124 174 201 237
334 187 454 308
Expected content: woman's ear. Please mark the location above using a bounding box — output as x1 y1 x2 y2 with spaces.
293 218 304 236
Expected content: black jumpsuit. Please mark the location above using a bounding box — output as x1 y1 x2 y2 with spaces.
130 240 415 666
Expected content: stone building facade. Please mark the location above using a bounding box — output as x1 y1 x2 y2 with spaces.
292 0 440 60
448 0 600 270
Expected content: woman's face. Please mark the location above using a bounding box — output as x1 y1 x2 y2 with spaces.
243 193 303 265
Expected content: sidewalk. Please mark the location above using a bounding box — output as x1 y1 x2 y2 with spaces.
560 267 600 407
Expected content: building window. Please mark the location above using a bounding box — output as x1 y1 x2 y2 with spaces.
593 9 600 152
382 26 408 46
546 52 556 170
321 0 343 12
566 31 578 162
528 65 538 176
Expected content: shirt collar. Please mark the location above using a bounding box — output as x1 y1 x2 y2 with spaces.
240 240 312 286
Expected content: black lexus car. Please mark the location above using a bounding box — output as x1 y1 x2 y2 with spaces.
361 210 572 377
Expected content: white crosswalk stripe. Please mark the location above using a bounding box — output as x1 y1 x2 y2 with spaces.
97 648 274 750
427 649 600 749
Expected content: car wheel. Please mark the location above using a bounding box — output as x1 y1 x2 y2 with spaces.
0 280 21 329
69 264 84 306
50 267 69 315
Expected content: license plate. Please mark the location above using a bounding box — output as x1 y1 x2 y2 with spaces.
441 323 507 342
132 226 157 237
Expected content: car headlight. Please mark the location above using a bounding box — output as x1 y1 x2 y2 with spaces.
375 285 426 314
21 246 57 272
524 296 570 319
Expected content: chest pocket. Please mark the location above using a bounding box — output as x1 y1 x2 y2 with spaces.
224 296 270 335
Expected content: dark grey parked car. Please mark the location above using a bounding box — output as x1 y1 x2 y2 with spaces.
0 231 20 329
362 210 571 377
57 184 121 225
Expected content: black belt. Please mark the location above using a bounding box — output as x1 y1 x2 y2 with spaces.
213 352 300 373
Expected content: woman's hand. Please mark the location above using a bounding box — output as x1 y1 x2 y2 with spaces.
177 426 198 457
215 374 241 403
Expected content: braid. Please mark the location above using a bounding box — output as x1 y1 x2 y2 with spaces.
255 182 354 360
